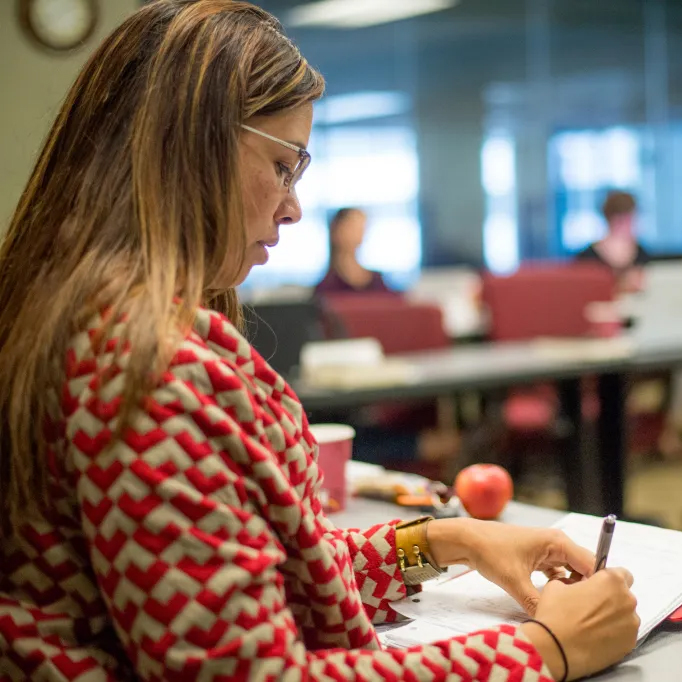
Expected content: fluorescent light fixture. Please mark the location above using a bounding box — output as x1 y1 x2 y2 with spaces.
315 91 410 125
287 0 460 29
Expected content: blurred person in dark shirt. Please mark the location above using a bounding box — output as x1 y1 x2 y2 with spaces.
575 190 648 294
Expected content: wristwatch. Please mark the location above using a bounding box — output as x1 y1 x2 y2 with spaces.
395 516 447 586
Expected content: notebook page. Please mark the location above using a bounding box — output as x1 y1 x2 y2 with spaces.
390 513 682 643
555 513 682 640
390 570 548 635
379 621 462 649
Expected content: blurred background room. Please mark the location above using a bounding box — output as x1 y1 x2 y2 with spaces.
3 0 682 525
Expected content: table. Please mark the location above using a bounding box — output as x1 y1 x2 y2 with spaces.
296 337 682 518
336 497 682 682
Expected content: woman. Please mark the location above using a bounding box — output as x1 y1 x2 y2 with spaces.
0 3 638 681
315 207 392 294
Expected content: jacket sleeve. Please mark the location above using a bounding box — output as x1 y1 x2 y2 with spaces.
318 518 410 625
68 361 554 682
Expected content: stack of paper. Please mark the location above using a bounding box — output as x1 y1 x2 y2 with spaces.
383 513 682 649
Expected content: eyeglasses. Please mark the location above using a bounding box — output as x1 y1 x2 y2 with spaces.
240 124 311 193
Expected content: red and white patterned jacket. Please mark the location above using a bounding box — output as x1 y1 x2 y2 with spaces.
0 306 554 681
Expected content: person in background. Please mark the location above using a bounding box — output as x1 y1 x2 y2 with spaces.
314 207 457 473
575 190 649 294
315 207 392 294
577 193 682 459
0 2 638 681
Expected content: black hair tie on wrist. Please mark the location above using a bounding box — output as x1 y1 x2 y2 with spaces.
524 619 569 682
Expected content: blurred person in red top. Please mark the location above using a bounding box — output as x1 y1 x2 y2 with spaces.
315 208 392 294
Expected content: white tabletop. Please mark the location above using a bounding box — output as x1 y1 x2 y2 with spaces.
333 497 682 681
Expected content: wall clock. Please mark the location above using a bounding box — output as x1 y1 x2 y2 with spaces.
19 0 98 52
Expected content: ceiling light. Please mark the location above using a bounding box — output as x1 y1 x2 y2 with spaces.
287 0 460 29
315 91 410 125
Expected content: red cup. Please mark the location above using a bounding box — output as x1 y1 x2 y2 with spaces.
309 423 355 513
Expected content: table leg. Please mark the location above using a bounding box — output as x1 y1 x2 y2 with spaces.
557 378 587 512
597 372 626 518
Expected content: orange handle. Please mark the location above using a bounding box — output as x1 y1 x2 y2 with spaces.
396 494 435 507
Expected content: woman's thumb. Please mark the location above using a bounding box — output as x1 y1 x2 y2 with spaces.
510 577 542 616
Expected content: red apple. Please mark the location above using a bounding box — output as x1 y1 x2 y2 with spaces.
454 464 513 520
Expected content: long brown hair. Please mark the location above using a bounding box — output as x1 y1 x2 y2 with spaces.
0 0 324 534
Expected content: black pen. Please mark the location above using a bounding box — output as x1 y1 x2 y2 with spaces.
594 514 617 572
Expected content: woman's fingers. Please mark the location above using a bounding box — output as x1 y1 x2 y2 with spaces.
543 567 568 582
540 529 595 576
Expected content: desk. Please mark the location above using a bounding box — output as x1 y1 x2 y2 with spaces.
296 340 632 410
335 497 682 682
296 338 682 517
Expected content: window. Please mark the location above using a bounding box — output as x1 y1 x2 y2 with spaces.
549 127 644 254
481 132 519 274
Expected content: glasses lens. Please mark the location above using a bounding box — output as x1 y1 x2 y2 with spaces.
291 153 311 189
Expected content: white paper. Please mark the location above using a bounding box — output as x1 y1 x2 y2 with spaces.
390 571 547 638
379 621 462 649
388 513 682 647
555 513 682 640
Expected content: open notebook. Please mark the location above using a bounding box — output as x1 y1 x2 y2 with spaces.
382 513 682 649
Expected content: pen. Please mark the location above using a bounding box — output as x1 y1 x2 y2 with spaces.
594 514 617 573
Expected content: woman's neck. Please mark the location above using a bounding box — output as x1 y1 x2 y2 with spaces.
595 232 637 269
332 252 372 287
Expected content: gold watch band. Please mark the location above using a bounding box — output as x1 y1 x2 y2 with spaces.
395 516 446 585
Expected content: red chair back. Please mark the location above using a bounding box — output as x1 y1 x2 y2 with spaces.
321 293 450 355
482 263 616 341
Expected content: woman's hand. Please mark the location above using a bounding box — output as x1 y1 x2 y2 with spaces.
425 518 639 679
521 567 640 680
426 518 595 615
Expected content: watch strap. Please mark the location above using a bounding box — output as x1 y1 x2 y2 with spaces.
395 516 446 585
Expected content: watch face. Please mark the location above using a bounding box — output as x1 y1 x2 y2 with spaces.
25 0 96 51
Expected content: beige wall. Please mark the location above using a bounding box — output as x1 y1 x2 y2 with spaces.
0 0 138 227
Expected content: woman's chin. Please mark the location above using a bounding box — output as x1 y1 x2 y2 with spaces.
231 246 269 286
253 242 269 265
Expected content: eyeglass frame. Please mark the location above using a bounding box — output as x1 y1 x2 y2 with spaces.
240 124 311 193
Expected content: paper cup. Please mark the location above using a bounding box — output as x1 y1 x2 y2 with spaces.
309 423 355 513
